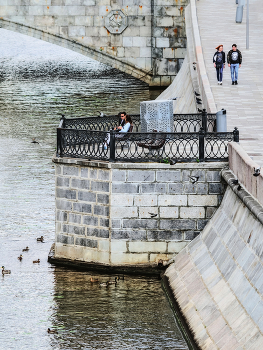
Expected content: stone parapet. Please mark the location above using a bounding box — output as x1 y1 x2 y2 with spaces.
229 142 263 207
53 157 227 269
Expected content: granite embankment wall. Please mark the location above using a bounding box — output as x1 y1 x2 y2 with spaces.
165 165 263 349
52 157 226 271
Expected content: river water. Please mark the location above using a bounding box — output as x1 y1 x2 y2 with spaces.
0 28 188 350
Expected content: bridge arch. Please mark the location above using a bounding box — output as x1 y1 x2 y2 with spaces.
0 0 188 87
0 18 152 84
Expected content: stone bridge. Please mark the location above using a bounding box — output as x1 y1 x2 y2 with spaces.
0 0 188 86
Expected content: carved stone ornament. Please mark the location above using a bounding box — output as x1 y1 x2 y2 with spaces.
105 10 128 34
140 100 174 133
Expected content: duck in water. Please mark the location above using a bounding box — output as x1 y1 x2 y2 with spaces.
2 266 11 275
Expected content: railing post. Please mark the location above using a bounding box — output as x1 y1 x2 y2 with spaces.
233 127 239 142
201 109 207 133
109 130 116 162
199 127 205 162
59 114 65 128
57 128 62 157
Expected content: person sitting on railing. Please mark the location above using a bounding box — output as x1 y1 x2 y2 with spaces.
104 115 132 149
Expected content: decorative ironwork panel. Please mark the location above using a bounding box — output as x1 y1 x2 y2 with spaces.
63 115 141 132
59 129 109 161
207 114 217 132
114 132 199 163
173 114 202 132
61 113 216 134
205 132 234 161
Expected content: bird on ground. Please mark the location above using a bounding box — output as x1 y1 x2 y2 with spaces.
22 246 29 252
47 328 58 334
2 266 11 275
237 185 242 191
194 92 201 96
232 179 239 185
90 277 99 283
196 100 202 105
253 167 261 177
37 236 44 242
108 277 118 285
193 62 197 65
33 259 40 264
149 212 157 218
169 97 177 100
99 281 109 287
193 66 196 70
17 254 23 261
189 175 199 184
196 98 202 103
98 111 106 117
197 108 203 113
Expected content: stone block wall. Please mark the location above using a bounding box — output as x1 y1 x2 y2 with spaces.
0 0 189 86
53 157 227 268
55 161 111 264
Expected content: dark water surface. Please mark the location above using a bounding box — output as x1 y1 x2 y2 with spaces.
0 29 188 350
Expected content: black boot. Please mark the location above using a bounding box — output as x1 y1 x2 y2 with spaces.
235 81 238 85
232 81 235 85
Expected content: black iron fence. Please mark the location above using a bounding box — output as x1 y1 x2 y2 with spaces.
59 110 216 133
57 126 239 163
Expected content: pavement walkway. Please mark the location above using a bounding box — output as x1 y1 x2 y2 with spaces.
196 0 263 166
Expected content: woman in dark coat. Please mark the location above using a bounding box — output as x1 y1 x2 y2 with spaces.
213 44 226 85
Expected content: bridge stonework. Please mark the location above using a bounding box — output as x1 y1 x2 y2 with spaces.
0 0 188 86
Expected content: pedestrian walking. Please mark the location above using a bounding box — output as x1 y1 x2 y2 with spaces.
227 44 242 85
213 45 225 85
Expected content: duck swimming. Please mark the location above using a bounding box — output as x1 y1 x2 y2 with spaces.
2 266 11 275
90 277 99 283
33 259 40 263
22 246 29 252
17 254 23 261
99 281 109 287
108 277 118 285
47 328 58 334
36 236 44 242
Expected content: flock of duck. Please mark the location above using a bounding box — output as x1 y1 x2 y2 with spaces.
1 236 125 334
91 275 124 287
1 236 44 275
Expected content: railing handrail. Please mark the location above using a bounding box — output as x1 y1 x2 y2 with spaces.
59 112 217 123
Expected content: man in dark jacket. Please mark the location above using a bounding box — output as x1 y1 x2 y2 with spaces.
227 44 242 85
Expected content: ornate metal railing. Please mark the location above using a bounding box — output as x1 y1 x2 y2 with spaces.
60 110 216 133
57 127 239 163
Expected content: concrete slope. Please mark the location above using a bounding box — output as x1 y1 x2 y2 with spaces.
157 5 197 113
165 180 263 349
196 0 263 165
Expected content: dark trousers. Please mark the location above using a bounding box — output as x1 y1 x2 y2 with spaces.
216 66 223 82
